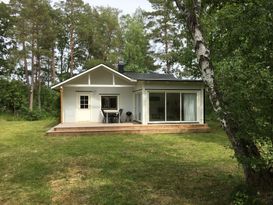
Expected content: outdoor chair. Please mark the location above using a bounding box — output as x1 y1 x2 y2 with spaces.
113 108 123 123
101 109 106 123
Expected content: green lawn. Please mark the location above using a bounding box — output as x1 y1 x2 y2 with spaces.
0 118 243 205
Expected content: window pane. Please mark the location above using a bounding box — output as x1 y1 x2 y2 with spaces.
167 93 180 121
149 93 165 121
183 93 197 121
109 97 117 109
135 93 142 121
101 96 117 109
80 95 89 109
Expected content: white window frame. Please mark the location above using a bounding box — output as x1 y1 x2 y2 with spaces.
134 91 142 123
77 92 91 110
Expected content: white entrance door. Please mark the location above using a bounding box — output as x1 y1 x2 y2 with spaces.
76 93 91 122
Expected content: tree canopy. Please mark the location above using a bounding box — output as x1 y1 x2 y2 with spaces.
0 0 273 200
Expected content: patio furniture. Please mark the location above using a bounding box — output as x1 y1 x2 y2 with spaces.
104 110 119 123
125 111 132 122
115 108 123 123
101 109 106 123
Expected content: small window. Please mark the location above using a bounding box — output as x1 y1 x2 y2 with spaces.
80 95 89 109
101 96 118 110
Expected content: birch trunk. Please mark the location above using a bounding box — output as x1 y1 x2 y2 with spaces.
174 0 273 188
37 54 41 111
164 21 171 74
29 38 35 111
23 41 29 85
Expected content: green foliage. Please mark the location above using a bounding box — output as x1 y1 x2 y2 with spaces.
22 109 45 121
146 0 185 74
199 0 273 178
230 184 267 205
0 2 13 76
0 78 59 120
121 9 155 72
0 78 28 114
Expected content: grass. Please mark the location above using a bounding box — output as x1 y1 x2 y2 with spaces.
0 118 243 205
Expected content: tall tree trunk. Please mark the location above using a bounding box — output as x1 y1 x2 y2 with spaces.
69 25 75 77
29 38 35 112
60 50 64 81
37 54 41 111
51 46 56 84
164 21 171 74
174 0 273 188
23 41 29 85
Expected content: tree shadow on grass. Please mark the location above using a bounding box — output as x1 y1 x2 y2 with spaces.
90 150 243 205
3 132 243 205
180 132 231 148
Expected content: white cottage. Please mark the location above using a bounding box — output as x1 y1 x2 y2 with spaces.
52 64 205 125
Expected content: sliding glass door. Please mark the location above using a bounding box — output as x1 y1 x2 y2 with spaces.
135 93 142 121
149 92 198 122
167 93 180 121
182 93 197 121
149 93 165 121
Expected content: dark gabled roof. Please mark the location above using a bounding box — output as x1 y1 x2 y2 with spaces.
123 71 202 82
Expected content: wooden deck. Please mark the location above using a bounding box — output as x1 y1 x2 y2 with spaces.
47 122 210 136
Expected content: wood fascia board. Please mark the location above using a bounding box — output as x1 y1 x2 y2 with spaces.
64 84 135 88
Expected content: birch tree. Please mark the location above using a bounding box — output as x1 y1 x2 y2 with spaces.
173 0 273 188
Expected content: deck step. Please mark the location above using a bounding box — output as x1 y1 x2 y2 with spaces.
47 124 210 136
54 124 208 131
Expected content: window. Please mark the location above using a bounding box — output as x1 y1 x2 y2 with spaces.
135 93 142 121
149 92 198 122
101 96 118 110
182 93 197 121
167 93 180 121
80 95 89 109
149 93 165 121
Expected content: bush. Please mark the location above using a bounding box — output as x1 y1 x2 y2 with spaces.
0 79 60 120
231 185 265 205
22 109 43 121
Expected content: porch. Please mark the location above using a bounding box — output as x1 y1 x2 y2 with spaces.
47 122 210 136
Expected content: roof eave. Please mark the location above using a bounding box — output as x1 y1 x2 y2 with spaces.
136 79 203 82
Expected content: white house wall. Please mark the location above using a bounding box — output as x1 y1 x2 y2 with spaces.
90 68 113 85
63 87 134 123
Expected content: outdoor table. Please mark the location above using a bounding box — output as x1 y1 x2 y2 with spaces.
104 110 120 123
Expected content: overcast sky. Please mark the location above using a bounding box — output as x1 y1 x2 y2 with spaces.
85 0 152 14
0 0 152 14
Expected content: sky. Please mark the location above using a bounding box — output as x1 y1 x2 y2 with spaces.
0 0 153 14
85 0 152 14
